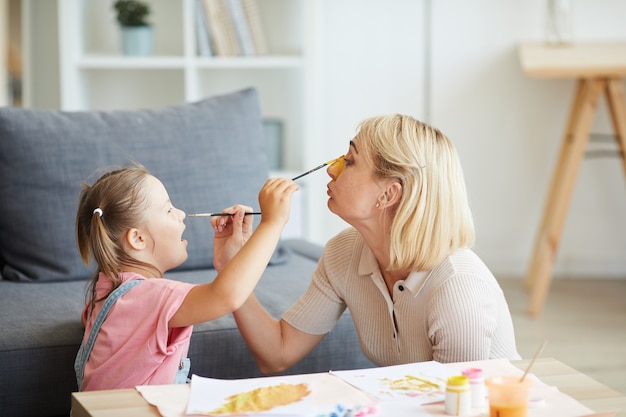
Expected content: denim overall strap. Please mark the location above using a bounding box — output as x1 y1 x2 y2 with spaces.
175 357 191 384
74 279 144 391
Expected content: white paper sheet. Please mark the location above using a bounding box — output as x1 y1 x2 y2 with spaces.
330 360 456 405
185 373 374 416
135 359 596 417
135 384 191 417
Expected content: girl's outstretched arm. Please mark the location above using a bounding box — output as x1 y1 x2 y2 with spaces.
169 178 298 328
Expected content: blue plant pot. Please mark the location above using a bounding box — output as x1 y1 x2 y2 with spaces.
120 25 153 56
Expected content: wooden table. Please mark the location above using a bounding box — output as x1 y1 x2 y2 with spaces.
71 358 626 417
518 358 626 416
518 42 626 316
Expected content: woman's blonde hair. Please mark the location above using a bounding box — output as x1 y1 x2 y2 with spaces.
76 163 157 311
356 114 475 272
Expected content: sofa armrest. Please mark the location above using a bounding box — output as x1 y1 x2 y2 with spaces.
282 239 324 262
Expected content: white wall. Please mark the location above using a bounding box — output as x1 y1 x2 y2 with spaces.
27 0 626 279
429 0 626 278
311 0 626 279
306 0 427 253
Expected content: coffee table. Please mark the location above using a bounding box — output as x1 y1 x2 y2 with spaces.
71 358 626 416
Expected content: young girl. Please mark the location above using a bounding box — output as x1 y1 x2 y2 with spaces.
74 164 297 391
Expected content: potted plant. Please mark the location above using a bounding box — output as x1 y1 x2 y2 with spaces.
113 0 153 56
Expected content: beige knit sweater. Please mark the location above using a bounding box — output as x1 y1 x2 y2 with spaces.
283 228 521 365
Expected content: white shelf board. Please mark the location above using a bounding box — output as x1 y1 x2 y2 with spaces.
195 56 304 69
77 55 187 69
76 55 303 70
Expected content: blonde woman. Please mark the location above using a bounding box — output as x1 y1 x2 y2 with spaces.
214 114 520 373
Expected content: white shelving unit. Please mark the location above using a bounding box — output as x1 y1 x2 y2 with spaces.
57 0 320 239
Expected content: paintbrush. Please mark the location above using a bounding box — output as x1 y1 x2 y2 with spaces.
290 158 338 181
188 158 338 217
187 212 261 217
520 339 548 382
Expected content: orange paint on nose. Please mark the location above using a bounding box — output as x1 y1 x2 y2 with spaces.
327 155 346 179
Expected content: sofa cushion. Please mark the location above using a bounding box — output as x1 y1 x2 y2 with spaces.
0 88 269 282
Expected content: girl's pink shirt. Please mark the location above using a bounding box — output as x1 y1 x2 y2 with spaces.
80 271 195 391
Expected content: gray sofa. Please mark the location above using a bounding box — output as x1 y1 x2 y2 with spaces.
0 88 373 417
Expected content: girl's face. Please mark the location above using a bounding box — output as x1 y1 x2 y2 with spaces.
326 137 383 224
139 175 188 273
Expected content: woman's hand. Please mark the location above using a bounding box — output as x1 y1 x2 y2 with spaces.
211 204 254 272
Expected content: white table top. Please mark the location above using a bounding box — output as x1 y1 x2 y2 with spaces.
519 42 626 78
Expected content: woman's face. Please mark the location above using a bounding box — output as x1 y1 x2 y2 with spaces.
326 137 383 223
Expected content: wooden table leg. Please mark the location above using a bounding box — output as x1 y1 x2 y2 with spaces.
524 79 587 290
526 78 604 316
604 77 626 178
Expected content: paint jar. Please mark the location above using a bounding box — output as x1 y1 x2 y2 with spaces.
462 367 486 408
486 376 532 417
444 375 471 416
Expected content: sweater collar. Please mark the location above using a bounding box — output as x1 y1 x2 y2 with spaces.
357 243 432 296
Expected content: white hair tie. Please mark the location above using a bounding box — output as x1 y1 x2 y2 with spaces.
93 208 103 218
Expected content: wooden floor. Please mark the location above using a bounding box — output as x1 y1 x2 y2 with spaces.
499 277 626 396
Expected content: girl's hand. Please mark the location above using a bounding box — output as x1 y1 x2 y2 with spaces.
257 178 299 227
211 204 254 272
